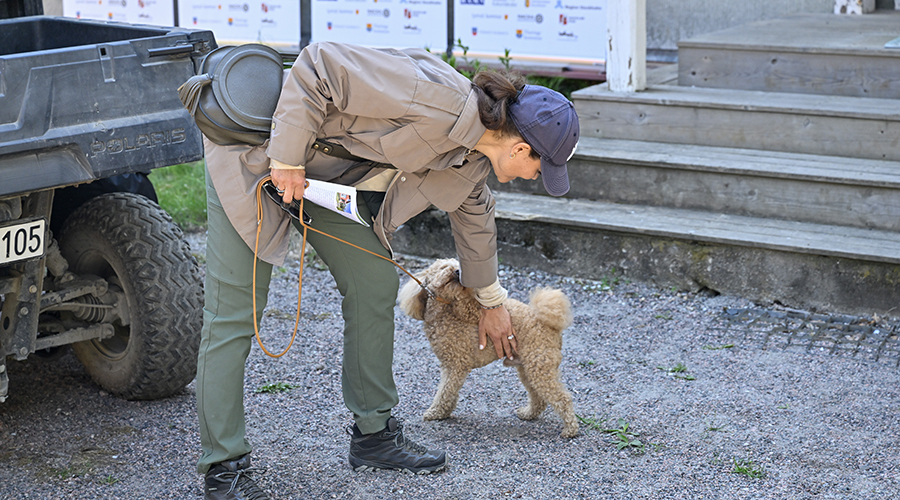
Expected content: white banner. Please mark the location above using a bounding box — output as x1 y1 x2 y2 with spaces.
311 0 448 52
177 0 302 52
62 0 175 26
454 0 606 65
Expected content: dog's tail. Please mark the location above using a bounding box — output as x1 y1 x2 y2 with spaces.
398 277 428 320
528 288 573 332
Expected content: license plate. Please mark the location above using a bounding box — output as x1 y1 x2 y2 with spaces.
0 218 45 265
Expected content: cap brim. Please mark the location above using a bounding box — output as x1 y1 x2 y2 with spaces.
541 158 570 197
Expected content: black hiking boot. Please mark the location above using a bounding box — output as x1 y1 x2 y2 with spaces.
348 417 448 474
204 454 270 500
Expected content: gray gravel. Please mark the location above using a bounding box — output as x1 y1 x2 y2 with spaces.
2 230 900 499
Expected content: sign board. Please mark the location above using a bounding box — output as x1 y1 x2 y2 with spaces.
310 0 448 52
177 0 302 52
454 0 606 65
62 0 175 26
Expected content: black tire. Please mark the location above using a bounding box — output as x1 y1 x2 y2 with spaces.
58 193 202 400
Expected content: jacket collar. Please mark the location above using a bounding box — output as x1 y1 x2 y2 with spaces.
448 89 487 150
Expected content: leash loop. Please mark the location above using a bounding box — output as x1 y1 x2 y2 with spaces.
252 175 448 358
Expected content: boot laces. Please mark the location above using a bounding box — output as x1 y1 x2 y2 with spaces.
214 467 269 500
393 424 428 455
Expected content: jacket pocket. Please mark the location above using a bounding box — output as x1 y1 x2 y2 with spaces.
418 168 475 212
380 124 437 171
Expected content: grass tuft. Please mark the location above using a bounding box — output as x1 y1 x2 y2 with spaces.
731 458 766 479
255 382 299 394
150 161 207 231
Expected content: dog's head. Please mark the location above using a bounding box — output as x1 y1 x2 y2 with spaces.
398 259 468 320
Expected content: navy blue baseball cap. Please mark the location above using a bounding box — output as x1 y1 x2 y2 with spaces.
509 85 580 196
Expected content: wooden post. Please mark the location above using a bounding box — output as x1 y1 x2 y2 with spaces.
606 0 646 92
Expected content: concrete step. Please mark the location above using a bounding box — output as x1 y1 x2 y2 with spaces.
492 192 900 266
572 83 900 162
391 192 900 317
678 12 900 99
490 137 900 231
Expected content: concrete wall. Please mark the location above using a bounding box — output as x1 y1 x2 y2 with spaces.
647 0 833 56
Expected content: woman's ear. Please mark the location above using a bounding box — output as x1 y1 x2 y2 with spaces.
512 142 531 158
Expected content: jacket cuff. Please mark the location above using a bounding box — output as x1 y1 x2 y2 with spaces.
458 255 498 289
267 117 315 166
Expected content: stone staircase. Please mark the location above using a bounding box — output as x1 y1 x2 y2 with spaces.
394 12 900 316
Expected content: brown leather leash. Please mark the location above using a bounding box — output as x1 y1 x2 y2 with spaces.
251 175 448 358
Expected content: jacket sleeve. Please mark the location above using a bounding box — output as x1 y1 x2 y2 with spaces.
267 42 419 167
447 172 499 289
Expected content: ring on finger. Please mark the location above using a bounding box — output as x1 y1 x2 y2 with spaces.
276 187 285 194
507 335 515 340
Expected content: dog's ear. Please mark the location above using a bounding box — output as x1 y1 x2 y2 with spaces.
398 277 429 320
432 262 471 301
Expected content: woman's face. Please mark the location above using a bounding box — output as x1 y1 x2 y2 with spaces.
492 143 541 183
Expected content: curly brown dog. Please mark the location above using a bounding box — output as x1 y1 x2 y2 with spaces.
398 259 578 438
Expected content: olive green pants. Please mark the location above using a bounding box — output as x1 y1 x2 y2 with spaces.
196 169 399 474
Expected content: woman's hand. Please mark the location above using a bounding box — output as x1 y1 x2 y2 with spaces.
478 305 518 360
270 167 307 203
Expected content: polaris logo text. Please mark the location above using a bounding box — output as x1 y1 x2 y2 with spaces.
90 128 186 156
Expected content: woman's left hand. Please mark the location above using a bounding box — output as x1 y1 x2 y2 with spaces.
478 305 518 360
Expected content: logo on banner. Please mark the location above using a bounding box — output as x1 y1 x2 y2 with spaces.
228 17 233 25
327 21 332 30
559 14 566 24
193 16 198 24
404 9 411 18
472 26 477 35
515 29 522 38
366 23 372 31
460 0 485 4
261 3 268 13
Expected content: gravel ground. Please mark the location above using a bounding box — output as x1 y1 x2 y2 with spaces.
2 230 900 499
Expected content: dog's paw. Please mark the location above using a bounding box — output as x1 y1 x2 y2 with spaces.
516 406 541 421
560 426 579 439
423 408 450 421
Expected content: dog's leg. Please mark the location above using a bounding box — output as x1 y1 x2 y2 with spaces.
514 365 548 421
423 365 470 421
522 363 579 438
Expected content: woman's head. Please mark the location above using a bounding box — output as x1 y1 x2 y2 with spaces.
472 71 579 196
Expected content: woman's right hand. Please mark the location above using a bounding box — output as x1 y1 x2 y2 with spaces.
270 167 307 204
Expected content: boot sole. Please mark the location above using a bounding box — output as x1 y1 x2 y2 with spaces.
349 456 448 475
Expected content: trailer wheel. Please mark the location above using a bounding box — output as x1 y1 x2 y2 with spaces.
59 193 202 400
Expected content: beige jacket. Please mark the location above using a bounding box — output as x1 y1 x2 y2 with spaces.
206 42 499 288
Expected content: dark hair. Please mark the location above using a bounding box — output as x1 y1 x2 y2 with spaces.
472 71 541 161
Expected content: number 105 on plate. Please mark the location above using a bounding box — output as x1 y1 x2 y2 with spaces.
1 218 45 265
